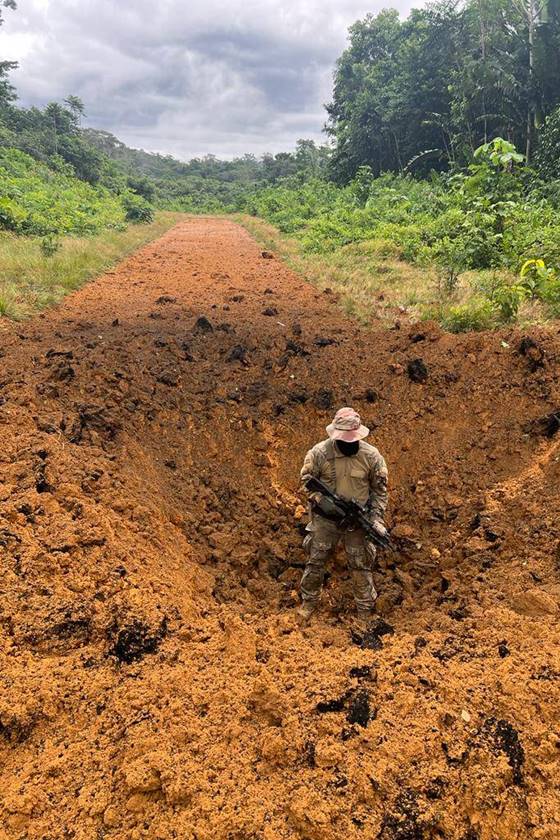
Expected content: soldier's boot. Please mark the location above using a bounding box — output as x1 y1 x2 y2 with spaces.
355 608 375 631
296 601 317 622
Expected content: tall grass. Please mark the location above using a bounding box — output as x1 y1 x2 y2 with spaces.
0 212 184 319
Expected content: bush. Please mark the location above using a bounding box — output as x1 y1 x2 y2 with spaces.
491 280 527 322
541 279 560 317
439 300 495 332
40 235 60 257
121 192 155 224
0 148 126 236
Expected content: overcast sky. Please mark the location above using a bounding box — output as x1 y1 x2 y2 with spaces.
2 0 418 161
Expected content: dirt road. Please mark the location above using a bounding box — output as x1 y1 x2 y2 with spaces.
1 218 559 839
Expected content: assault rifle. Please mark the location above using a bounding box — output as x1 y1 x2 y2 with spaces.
304 475 394 552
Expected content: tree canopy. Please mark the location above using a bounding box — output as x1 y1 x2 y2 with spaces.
327 0 560 180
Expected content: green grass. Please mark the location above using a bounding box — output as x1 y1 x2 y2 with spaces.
0 212 184 319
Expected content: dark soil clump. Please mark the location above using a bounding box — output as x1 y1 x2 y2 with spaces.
484 717 525 785
108 618 168 664
378 790 427 840
346 690 371 728
194 316 213 333
226 344 249 364
518 336 545 371
529 410 560 438
313 388 334 409
316 693 350 714
352 618 395 650
407 358 428 383
69 403 120 443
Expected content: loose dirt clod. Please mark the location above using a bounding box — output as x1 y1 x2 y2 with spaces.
483 717 525 785
529 409 560 437
379 790 427 840
407 358 429 383
313 388 334 409
194 315 213 333
518 335 545 370
108 618 168 664
346 690 371 727
352 618 395 650
285 340 310 357
226 343 248 364
156 368 179 386
68 403 120 443
316 693 350 713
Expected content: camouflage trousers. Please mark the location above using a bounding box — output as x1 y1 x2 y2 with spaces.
300 515 378 610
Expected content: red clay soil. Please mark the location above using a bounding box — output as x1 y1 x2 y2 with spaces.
1 218 560 840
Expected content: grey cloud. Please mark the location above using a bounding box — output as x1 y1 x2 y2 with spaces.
2 0 419 159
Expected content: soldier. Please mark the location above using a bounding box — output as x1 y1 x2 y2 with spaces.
298 407 388 623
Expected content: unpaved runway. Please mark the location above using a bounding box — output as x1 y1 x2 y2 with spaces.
0 218 559 839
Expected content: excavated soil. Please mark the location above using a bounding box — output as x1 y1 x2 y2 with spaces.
1 218 560 840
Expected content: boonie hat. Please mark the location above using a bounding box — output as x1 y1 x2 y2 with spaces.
326 407 369 442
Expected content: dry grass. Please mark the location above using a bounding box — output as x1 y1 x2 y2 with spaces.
235 215 558 331
235 214 440 325
0 212 184 319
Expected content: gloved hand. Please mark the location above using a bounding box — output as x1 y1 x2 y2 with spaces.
311 494 346 521
371 519 388 538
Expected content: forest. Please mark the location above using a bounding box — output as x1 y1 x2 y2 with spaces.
2 0 560 327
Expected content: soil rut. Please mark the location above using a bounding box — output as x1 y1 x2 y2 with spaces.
0 218 559 840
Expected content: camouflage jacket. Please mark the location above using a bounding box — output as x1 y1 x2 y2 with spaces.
300 438 388 519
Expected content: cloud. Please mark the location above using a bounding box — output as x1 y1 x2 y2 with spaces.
1 0 419 159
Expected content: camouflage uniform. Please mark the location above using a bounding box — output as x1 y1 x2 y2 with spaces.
300 438 388 610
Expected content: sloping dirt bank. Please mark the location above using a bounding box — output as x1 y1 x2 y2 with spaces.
0 218 559 840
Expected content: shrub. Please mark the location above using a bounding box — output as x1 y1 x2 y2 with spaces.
519 259 554 299
541 279 560 317
121 192 155 224
0 148 126 236
439 300 495 332
40 235 61 257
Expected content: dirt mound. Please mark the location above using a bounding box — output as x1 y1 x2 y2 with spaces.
0 219 559 839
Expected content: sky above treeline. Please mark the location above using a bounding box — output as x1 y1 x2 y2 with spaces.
2 0 418 161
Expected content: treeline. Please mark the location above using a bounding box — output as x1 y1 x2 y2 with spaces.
83 130 330 210
4 0 560 213
327 0 560 181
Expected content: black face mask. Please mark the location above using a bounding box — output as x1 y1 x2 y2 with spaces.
335 440 360 457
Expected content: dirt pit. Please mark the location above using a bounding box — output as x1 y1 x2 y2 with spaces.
0 218 559 839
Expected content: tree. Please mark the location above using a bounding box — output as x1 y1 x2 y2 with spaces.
326 0 560 181
64 95 86 125
0 1 16 107
534 105 560 177
326 4 461 180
